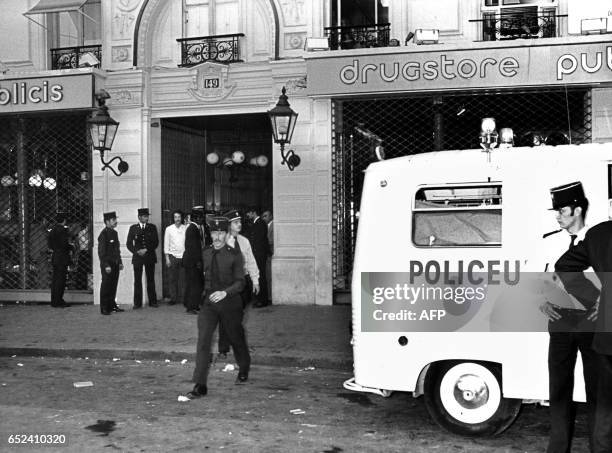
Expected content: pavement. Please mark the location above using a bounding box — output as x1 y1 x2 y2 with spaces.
0 302 353 371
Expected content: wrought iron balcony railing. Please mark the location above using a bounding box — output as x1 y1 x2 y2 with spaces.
50 45 101 69
324 23 390 50
471 11 567 41
177 33 244 67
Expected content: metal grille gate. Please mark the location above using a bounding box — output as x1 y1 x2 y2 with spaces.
0 113 93 298
331 88 592 291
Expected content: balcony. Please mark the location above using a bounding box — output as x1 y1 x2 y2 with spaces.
472 11 566 41
324 23 390 50
177 33 244 67
50 45 101 70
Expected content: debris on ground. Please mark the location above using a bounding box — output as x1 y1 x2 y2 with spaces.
222 364 235 372
164 359 170 363
290 409 305 415
73 381 94 388
181 359 188 365
177 395 190 402
17 363 23 367
112 358 120 362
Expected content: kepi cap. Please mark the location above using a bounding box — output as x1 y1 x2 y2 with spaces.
191 205 204 218
103 211 117 221
549 181 586 210
223 210 241 222
137 208 150 216
208 216 229 232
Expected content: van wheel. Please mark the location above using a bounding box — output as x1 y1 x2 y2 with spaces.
424 361 521 437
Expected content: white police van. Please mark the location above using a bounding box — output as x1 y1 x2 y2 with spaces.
347 142 612 436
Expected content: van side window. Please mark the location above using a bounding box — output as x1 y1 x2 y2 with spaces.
412 184 502 247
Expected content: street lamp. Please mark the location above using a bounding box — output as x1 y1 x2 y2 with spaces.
267 86 300 171
87 90 128 176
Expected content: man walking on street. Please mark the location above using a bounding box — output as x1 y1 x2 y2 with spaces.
217 209 259 357
126 208 159 309
164 210 186 306
183 207 204 315
539 182 598 453
245 206 269 308
556 219 612 453
185 217 250 399
48 211 72 308
98 211 124 315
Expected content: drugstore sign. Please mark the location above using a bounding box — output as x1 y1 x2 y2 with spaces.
306 41 612 96
0 74 94 113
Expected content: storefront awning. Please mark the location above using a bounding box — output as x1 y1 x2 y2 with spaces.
24 0 87 16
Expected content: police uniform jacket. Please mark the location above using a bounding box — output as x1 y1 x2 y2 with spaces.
126 223 159 264
202 244 245 299
48 223 72 266
98 227 122 268
556 220 612 354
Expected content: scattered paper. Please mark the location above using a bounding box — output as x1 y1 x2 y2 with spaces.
222 364 235 372
165 359 170 363
11 355 16 358
181 359 188 365
135 360 142 364
290 409 305 415
177 395 190 402
73 381 93 388
300 424 318 428
112 358 120 362
17 363 23 367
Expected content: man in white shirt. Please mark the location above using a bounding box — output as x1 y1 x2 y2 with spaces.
164 210 187 306
217 209 259 357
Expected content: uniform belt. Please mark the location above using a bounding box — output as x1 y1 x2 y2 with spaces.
556 308 587 315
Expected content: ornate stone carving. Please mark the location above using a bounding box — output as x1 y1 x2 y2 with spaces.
188 62 237 101
280 0 305 26
284 32 306 50
285 76 307 92
112 0 141 39
112 46 131 62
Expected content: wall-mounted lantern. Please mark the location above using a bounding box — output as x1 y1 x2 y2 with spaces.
267 86 300 171
87 90 128 176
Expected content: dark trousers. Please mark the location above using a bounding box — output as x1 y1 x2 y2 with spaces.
167 255 184 304
218 274 252 353
133 262 157 307
51 263 68 306
254 254 268 305
100 264 120 313
183 265 203 310
593 353 612 453
547 325 598 453
192 294 251 385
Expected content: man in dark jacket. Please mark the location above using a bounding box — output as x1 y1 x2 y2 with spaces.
98 211 124 315
185 216 250 400
126 208 159 309
48 211 72 308
556 220 612 453
245 206 269 307
183 207 204 314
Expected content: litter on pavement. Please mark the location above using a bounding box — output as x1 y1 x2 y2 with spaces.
112 358 120 362
73 381 94 388
290 409 306 415
177 395 190 402
181 359 188 365
222 364 235 372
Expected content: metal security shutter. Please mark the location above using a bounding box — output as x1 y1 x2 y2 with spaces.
0 114 93 300
331 88 592 291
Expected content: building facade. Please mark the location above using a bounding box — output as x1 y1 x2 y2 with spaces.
0 0 611 306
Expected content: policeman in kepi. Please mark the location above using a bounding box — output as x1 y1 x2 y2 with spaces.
48 211 72 308
540 181 598 453
98 211 124 315
185 217 251 400
126 208 159 309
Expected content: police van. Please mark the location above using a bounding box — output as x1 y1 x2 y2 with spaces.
347 142 612 436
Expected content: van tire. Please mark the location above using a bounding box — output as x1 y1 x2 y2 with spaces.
424 361 521 437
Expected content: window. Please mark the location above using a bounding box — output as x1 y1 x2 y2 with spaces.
49 0 101 48
412 184 502 247
183 0 239 37
331 0 388 27
481 0 558 41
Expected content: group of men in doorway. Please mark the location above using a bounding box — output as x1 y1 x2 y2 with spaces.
85 205 273 316
539 181 612 453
